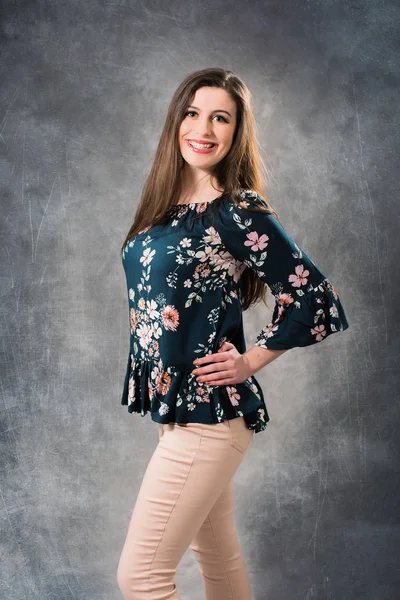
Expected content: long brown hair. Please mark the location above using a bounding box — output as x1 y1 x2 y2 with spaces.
120 67 280 312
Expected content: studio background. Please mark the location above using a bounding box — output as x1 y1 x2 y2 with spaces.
1 1 399 599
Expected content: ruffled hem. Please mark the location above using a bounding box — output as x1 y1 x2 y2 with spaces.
120 354 270 434
254 277 349 351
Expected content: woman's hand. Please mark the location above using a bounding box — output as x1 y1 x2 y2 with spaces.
192 341 254 386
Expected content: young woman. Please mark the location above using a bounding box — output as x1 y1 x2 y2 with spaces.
117 67 349 600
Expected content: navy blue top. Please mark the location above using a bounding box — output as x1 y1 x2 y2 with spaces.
120 189 349 433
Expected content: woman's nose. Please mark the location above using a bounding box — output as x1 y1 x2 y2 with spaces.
195 119 213 136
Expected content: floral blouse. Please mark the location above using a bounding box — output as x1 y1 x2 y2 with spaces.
120 189 349 433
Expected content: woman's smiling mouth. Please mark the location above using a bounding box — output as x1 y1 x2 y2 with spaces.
186 139 217 153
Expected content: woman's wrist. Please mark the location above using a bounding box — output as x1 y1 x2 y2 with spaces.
243 344 289 376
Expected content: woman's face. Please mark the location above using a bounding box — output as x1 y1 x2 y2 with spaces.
178 86 237 172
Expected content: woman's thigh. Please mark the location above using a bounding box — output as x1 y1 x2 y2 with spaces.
118 418 254 579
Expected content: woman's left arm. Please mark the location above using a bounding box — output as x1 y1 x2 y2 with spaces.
214 191 350 352
193 191 349 385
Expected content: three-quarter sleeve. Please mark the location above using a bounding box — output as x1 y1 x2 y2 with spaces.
214 190 349 350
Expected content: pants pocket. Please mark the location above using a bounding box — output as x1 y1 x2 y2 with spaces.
226 416 254 454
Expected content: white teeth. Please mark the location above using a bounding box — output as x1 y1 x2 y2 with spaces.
189 141 215 149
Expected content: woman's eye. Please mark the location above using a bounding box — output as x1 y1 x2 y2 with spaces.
184 111 228 123
214 115 228 123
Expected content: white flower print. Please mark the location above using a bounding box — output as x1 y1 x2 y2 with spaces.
195 245 218 263
140 247 156 266
203 227 221 245
158 402 170 416
136 322 153 350
146 298 160 320
151 320 163 339
215 250 245 282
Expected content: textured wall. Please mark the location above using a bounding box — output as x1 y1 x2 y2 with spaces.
1 1 399 599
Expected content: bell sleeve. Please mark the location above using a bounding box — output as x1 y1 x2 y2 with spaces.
214 191 350 351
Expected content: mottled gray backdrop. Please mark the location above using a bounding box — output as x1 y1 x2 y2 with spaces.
1 0 399 599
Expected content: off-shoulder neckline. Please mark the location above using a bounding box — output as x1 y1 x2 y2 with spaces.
132 191 262 238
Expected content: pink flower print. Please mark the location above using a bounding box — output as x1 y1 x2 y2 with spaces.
329 304 339 318
204 227 221 245
248 381 258 394
184 279 192 288
140 247 156 266
195 202 210 214
148 339 160 358
128 377 136 405
213 250 234 273
196 263 211 277
151 362 163 383
226 386 240 406
276 292 294 307
289 264 310 287
311 324 327 341
196 386 210 403
244 231 269 251
162 305 180 331
193 262 211 280
265 322 280 337
129 307 137 331
180 237 191 248
238 200 250 209
196 246 217 263
212 250 245 282
276 305 286 321
256 321 281 344
155 370 172 395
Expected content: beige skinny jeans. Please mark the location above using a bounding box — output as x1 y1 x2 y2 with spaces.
117 416 254 600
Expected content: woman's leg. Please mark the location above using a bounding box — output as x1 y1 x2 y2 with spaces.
117 418 254 600
190 476 252 600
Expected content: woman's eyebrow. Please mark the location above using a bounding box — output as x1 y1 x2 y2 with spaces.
187 104 232 117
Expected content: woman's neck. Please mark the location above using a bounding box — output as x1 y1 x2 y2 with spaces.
178 173 224 205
